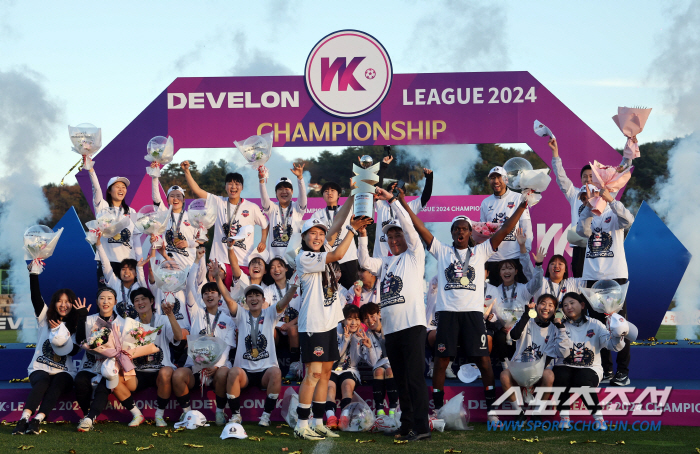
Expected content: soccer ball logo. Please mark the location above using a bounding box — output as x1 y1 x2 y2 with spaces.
365 68 376 79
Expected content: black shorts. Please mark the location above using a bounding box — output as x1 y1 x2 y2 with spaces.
300 328 340 363
135 370 159 393
435 311 489 357
243 368 275 390
330 371 359 389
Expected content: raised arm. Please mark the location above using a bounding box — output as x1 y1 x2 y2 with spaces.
95 236 116 284
576 205 594 238
180 161 208 199
609 199 635 231
151 165 163 206
327 195 354 246
161 301 183 342
227 240 243 281
420 169 433 207
211 262 238 316
291 162 308 210
490 201 527 250
549 138 578 200
88 166 106 210
258 166 272 211
396 189 433 246
275 281 299 314
326 216 373 263
29 273 45 318
357 227 383 275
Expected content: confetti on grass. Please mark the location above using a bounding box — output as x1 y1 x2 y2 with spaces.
513 436 539 442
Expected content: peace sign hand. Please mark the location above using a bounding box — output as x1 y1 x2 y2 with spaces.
357 328 372 348
343 323 351 341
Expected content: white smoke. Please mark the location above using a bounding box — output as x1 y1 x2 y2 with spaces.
400 144 481 279
649 2 700 338
229 32 295 77
0 68 61 342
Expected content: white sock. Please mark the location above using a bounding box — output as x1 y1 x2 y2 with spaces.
21 410 31 421
182 406 191 413
297 419 309 429
34 413 45 422
155 409 165 418
226 393 237 399
130 406 142 417
326 410 335 419
314 418 324 426
340 408 349 417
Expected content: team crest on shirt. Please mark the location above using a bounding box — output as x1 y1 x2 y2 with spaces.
108 228 132 249
604 217 612 223
218 322 227 330
314 347 324 357
242 210 250 217
243 332 269 361
564 342 595 366
492 213 515 241
36 339 68 370
522 343 544 359
586 329 595 338
379 272 405 308
545 335 550 344
444 262 476 291
437 343 446 353
507 202 515 209
271 223 294 247
133 346 164 370
586 228 614 258
116 301 138 320
165 229 189 257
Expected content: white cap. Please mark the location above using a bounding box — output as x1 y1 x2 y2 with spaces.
248 250 269 264
101 357 120 390
107 176 130 188
301 218 329 234
244 283 265 297
174 410 209 430
457 363 481 383
609 313 638 341
450 215 472 227
489 166 507 178
220 422 248 439
49 322 73 356
228 224 254 241
167 185 186 197
381 218 403 235
579 184 599 193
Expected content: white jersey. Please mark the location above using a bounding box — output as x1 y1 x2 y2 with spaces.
259 179 307 261
365 328 390 370
373 198 423 257
358 204 427 335
264 283 301 328
429 237 494 313
207 195 268 267
233 305 283 373
80 314 125 373
577 201 634 281
554 317 625 381
480 189 531 261
187 310 234 373
27 311 78 377
552 157 586 248
124 315 179 372
490 282 534 328
295 250 344 333
97 244 147 320
426 276 438 331
153 286 194 331
333 332 376 380
311 207 357 264
510 317 560 362
89 170 142 263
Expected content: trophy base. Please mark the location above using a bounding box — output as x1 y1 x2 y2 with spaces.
354 193 374 219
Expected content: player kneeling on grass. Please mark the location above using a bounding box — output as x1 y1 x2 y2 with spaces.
214 265 298 427
109 288 183 427
359 303 399 418
326 304 376 429
172 282 232 425
499 293 560 420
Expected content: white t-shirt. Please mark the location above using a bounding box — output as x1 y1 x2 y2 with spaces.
490 282 534 328
425 276 438 331
27 311 78 377
511 318 560 362
260 179 307 261
153 286 194 331
357 204 427 335
554 318 625 381
578 201 633 281
373 198 423 257
429 237 494 313
97 244 147 320
480 189 531 261
333 332 376 380
552 157 586 248
264 283 301 328
125 315 179 372
295 250 345 333
207 195 268 267
186 310 234 373
158 208 198 270
80 314 126 373
311 207 357 264
232 305 283 373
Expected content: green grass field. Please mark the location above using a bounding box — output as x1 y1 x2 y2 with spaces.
2 420 700 454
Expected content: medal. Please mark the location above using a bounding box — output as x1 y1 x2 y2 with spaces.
252 348 259 358
53 354 60 362
528 309 537 318
326 287 333 299
555 311 564 320
460 276 470 286
281 234 289 242
335 366 342 372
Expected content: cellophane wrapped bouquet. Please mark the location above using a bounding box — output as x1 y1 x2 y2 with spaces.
234 132 273 181
187 198 217 243
85 207 131 245
69 123 101 170
134 205 171 248
144 136 174 178
24 225 64 274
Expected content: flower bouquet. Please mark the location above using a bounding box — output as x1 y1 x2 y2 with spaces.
153 260 189 304
69 123 101 170
612 106 652 172
503 157 551 207
588 161 632 215
187 198 217 243
123 319 162 347
234 132 273 177
470 221 501 244
144 136 174 178
495 299 524 345
85 208 131 245
506 354 546 388
85 326 111 348
134 205 171 249
187 335 228 395
24 225 64 274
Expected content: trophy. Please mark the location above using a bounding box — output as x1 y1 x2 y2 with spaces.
352 155 380 219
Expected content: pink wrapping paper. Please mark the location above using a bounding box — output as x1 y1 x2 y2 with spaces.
588 161 632 215
612 106 652 161
470 222 501 244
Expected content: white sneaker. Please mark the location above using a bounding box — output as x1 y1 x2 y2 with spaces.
128 414 145 427
77 417 93 432
312 424 339 438
155 415 167 427
258 412 271 427
487 413 502 428
228 413 242 424
594 416 608 431
445 362 457 379
215 410 227 426
559 417 571 429
294 425 325 440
